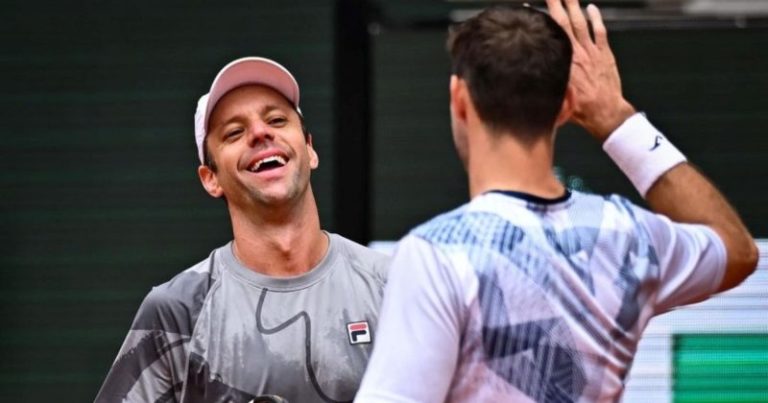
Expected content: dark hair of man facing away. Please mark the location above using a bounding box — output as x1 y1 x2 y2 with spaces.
447 6 572 143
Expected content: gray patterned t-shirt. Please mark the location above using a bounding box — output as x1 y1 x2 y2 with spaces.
95 233 390 403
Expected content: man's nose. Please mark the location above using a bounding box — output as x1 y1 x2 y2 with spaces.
247 121 274 145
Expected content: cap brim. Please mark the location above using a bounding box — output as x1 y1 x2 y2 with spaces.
204 57 300 131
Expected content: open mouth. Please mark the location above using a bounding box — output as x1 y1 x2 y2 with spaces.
248 155 287 173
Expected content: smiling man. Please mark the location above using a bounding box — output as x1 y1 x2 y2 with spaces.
95 57 389 403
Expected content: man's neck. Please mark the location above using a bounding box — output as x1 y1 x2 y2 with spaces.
467 128 565 199
228 192 328 277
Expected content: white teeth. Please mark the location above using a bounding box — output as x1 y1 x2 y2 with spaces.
250 155 287 172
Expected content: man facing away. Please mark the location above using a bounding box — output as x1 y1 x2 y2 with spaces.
356 1 758 402
95 57 389 402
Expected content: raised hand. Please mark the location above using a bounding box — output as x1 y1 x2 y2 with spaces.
546 0 636 141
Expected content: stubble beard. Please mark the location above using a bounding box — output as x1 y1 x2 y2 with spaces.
246 166 308 208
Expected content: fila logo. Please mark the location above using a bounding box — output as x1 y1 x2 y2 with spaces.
650 135 663 151
347 321 371 344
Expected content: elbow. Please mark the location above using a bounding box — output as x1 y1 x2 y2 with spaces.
723 238 760 291
736 238 760 282
743 239 760 277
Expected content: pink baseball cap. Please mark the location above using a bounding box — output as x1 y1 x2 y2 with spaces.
194 57 301 164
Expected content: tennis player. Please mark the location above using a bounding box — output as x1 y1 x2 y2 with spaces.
95 57 389 402
355 1 758 401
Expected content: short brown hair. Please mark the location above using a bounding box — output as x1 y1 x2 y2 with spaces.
447 6 572 141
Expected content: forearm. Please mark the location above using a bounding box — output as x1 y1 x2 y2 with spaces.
645 163 758 291
647 163 739 225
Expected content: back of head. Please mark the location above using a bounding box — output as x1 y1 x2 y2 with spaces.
447 6 572 141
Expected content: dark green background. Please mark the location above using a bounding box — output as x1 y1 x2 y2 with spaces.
1 1 766 401
372 24 768 239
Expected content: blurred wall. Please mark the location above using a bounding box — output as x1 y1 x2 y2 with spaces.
1 1 767 401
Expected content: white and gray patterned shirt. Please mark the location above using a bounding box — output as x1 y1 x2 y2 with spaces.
96 233 390 403
357 187 726 402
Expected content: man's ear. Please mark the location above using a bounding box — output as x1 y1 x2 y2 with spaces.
306 134 319 169
555 86 574 128
198 165 224 198
450 75 469 124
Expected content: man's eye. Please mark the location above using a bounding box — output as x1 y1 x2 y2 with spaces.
225 128 244 138
269 117 287 126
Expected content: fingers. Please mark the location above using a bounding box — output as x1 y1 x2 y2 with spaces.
564 0 591 47
546 0 575 39
586 4 609 50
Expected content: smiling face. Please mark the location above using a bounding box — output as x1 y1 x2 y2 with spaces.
197 84 318 211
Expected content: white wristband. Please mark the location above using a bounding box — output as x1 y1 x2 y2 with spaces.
603 113 687 197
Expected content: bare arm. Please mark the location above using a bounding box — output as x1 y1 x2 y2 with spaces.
546 0 759 291
645 164 757 291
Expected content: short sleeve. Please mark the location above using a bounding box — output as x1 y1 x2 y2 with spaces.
356 235 467 403
94 288 190 403
631 205 728 313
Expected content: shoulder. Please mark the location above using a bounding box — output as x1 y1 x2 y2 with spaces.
131 249 220 335
328 233 391 283
411 201 525 251
596 192 657 221
601 193 639 215
562 191 649 234
598 192 676 239
411 204 472 245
